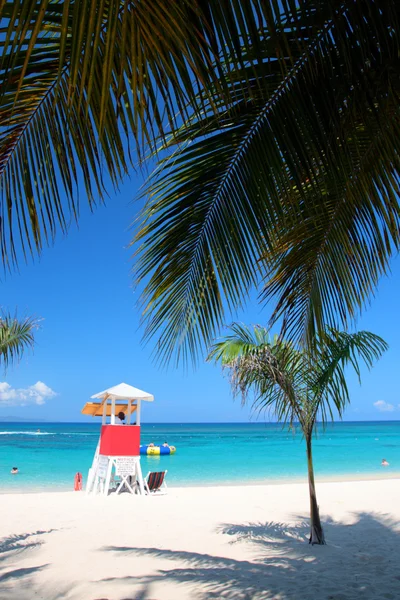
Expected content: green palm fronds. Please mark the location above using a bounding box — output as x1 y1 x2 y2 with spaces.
1 0 282 268
135 0 400 362
209 324 388 428
0 314 36 369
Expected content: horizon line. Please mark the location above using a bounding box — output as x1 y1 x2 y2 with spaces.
1 419 400 424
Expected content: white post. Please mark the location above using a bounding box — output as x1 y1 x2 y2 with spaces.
86 438 100 495
136 459 145 495
102 401 107 425
111 397 116 424
127 398 132 425
136 399 141 426
104 458 113 496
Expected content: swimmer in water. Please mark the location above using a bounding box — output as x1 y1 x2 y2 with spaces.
11 467 18 474
381 459 389 467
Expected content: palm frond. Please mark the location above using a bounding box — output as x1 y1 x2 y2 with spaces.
135 0 400 363
0 313 36 369
2 0 287 269
310 329 388 421
263 100 400 347
208 323 304 423
210 324 387 431
208 322 277 364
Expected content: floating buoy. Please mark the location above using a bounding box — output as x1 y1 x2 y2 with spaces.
140 445 176 455
74 472 83 491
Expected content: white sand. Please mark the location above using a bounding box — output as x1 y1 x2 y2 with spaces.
0 479 399 600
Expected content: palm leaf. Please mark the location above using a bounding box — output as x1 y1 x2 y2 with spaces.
2 0 289 269
135 0 400 363
208 323 304 424
308 329 389 423
0 313 36 369
263 103 400 347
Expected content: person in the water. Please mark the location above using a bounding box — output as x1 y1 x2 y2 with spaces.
381 458 389 467
11 467 18 474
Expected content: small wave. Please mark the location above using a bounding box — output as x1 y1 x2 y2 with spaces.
0 431 55 436
58 431 99 437
0 431 98 437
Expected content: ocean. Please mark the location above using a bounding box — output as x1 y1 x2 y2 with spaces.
0 421 399 493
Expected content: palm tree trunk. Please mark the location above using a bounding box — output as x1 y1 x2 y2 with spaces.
306 433 325 545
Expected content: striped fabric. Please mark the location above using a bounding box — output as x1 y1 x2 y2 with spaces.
147 471 165 491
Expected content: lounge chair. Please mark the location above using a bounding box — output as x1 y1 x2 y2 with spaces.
144 470 168 495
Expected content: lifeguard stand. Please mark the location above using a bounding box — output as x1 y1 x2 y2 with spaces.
82 382 154 496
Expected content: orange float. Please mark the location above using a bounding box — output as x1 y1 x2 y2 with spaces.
74 472 82 491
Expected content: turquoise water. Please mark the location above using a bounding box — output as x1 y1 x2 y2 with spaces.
0 421 399 492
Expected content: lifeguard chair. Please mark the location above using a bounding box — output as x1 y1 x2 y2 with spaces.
82 382 154 496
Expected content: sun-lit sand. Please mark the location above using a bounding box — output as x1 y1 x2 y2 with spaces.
0 479 399 600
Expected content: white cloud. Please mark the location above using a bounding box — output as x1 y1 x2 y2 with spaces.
0 381 57 407
373 400 395 412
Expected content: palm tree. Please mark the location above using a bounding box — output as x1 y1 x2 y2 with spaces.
209 324 388 544
0 314 36 369
135 1 400 364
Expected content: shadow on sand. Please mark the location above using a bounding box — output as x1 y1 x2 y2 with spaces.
0 530 55 563
93 585 157 600
0 530 60 599
0 528 153 600
1 516 399 599
0 563 48 583
100 512 400 599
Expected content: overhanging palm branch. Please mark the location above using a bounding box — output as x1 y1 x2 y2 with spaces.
1 0 288 268
262 109 400 346
0 314 36 369
135 0 400 363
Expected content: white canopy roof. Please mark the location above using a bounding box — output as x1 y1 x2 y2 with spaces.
91 382 154 402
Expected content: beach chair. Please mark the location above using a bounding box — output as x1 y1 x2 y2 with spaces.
144 470 168 495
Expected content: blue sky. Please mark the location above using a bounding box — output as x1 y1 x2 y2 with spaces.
0 172 399 423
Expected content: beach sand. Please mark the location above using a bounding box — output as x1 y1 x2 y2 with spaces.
0 479 399 600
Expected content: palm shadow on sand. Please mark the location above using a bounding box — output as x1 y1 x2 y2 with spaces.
0 530 55 563
100 512 400 600
0 530 63 599
93 585 156 600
